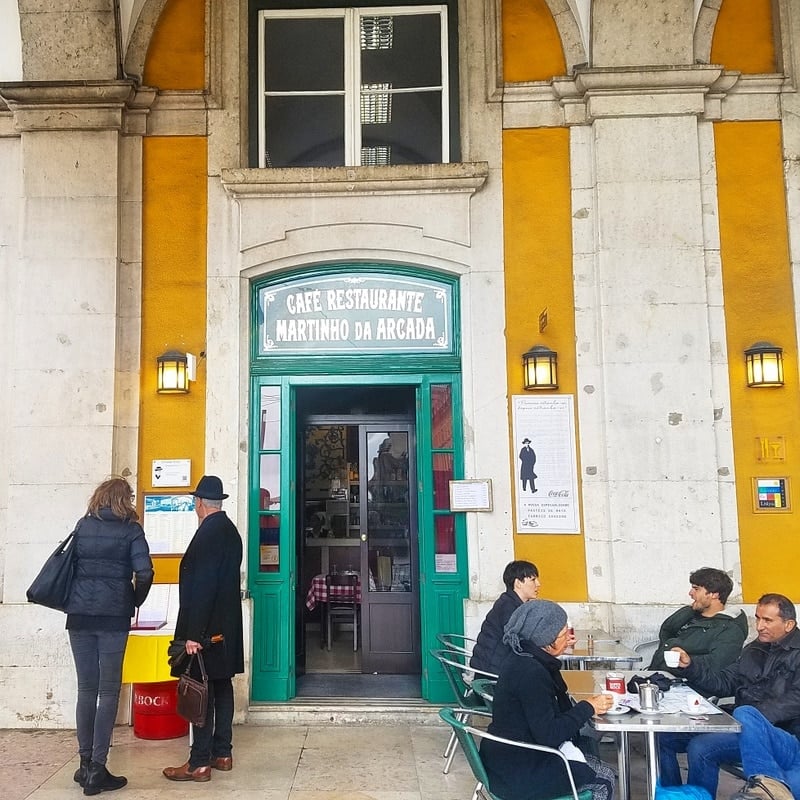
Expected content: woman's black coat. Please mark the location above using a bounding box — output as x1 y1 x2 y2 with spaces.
173 510 244 680
480 644 596 800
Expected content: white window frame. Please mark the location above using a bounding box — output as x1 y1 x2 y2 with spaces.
257 5 450 168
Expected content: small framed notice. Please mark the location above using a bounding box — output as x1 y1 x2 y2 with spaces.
752 477 791 513
449 479 493 512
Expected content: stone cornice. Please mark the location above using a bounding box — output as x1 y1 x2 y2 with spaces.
221 163 489 198
503 66 793 128
0 81 156 133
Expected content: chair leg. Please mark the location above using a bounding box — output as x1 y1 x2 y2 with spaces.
443 737 459 774
443 729 457 759
327 608 332 651
353 610 358 651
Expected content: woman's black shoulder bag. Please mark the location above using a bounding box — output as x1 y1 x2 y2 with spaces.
26 521 82 612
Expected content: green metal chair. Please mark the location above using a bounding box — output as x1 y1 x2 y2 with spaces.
438 707 593 800
436 632 479 657
431 648 496 773
470 677 496 711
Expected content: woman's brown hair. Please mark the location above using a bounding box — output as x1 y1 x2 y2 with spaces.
86 477 139 521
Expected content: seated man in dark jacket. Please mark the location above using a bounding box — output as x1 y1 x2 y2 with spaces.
659 593 800 800
470 560 541 675
648 566 748 673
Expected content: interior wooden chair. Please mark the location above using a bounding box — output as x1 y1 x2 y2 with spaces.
325 572 359 651
431 648 496 774
438 707 593 800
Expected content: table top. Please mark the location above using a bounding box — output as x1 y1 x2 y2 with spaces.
305 573 362 611
559 638 641 665
563 670 741 734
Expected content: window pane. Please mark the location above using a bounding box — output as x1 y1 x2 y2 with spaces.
361 91 441 164
260 386 280 450
264 18 344 91
260 454 280 511
360 14 441 88
265 96 345 167
259 519 280 573
367 432 411 592
433 453 453 509
434 515 457 572
431 384 453 448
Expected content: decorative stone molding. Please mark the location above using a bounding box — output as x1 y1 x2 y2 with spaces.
0 80 154 133
221 162 489 199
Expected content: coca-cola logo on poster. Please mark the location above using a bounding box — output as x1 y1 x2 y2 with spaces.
548 490 570 497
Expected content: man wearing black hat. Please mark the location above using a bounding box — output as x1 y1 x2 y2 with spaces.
519 438 537 493
163 476 244 783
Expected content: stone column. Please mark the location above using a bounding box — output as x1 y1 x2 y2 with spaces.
0 82 145 607
565 65 739 623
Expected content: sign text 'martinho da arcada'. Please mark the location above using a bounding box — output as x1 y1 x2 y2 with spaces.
257 273 453 355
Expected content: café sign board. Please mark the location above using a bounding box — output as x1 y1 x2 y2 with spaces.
257 273 453 355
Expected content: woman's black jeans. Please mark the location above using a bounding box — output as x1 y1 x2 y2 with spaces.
68 630 128 766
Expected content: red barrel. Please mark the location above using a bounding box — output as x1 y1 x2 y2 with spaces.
132 681 189 740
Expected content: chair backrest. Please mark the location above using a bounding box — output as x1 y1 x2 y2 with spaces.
438 707 589 800
326 572 358 588
430 649 493 714
634 639 660 666
470 677 496 711
436 632 477 657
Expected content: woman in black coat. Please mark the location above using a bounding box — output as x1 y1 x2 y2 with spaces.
481 601 616 800
65 476 153 795
163 476 244 783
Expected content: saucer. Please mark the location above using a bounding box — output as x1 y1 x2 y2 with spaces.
604 706 630 716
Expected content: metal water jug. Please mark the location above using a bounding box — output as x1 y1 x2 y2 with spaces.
638 681 662 711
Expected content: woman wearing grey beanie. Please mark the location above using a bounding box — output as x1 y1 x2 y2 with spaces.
480 600 616 800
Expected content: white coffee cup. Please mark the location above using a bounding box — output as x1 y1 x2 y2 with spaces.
664 649 681 668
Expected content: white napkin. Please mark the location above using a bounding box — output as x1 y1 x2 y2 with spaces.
559 741 587 763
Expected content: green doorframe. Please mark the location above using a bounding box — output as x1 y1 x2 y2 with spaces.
248 265 469 703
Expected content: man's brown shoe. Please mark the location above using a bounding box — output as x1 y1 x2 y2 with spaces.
162 762 211 782
211 757 232 771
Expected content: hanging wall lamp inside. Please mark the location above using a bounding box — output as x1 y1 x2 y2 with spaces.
522 344 558 390
157 351 190 394
744 341 784 388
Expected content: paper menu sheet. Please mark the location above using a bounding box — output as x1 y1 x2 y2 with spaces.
143 494 196 554
133 584 179 629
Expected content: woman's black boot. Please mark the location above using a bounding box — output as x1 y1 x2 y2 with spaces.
83 762 127 796
73 756 90 787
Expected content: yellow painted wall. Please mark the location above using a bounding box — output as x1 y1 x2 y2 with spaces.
139 0 208 509
714 121 799 601
503 128 588 601
502 0 566 82
143 0 205 90
139 137 207 499
710 0 775 74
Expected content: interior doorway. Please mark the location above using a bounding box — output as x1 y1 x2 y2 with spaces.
295 385 422 698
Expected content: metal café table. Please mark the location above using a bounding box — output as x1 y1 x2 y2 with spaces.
564 670 741 800
559 631 642 670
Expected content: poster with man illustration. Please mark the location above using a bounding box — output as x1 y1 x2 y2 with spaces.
512 395 580 534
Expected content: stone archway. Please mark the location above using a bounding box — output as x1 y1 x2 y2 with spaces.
123 0 171 81
542 0 588 70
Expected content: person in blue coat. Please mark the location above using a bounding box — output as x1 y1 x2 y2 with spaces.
163 475 244 783
65 476 153 796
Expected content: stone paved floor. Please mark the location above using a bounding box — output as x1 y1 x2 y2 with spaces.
0 723 743 800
